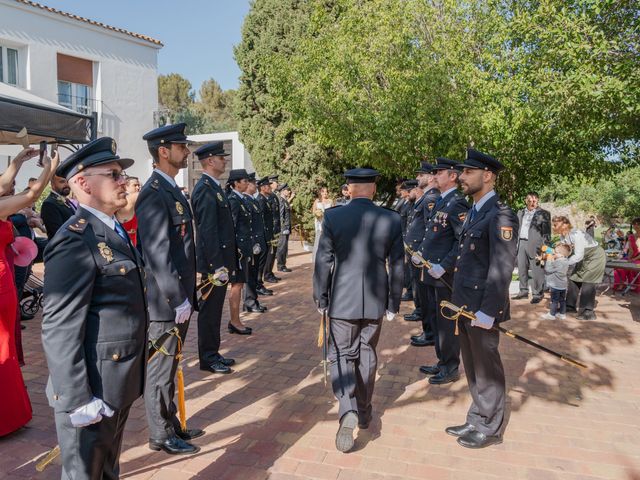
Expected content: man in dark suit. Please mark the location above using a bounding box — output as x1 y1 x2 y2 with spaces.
137 123 203 455
416 158 470 385
513 192 551 303
398 181 416 302
42 137 148 479
191 142 237 375
446 149 518 449
264 175 281 283
244 173 269 312
41 174 76 239
256 177 274 296
276 184 293 272
313 168 404 453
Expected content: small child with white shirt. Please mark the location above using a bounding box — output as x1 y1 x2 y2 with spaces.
542 244 572 320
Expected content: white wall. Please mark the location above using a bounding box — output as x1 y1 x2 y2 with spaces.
0 0 160 188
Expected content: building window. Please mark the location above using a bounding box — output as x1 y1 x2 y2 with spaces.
0 46 19 85
57 80 92 114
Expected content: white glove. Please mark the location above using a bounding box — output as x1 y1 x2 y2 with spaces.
317 307 327 315
471 310 495 330
282 229 290 235
385 311 396 321
410 253 423 267
252 243 262 255
69 396 114 427
428 263 446 279
174 298 192 324
214 267 229 284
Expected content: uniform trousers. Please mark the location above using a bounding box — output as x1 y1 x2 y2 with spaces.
55 404 131 480
264 244 277 278
458 320 505 436
426 283 459 373
415 280 434 337
198 283 228 365
403 256 412 293
244 254 261 309
145 319 190 441
276 233 289 268
517 239 545 297
410 264 422 312
328 317 382 424
256 247 268 289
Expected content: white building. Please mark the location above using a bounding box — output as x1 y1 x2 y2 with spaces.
0 0 161 187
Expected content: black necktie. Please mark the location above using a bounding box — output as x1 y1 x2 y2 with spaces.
468 206 477 223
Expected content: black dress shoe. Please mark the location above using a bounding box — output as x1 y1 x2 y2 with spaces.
228 323 252 335
214 355 236 366
530 296 543 304
200 360 232 374
404 313 421 322
410 333 435 347
445 423 475 437
457 430 502 449
336 411 358 452
243 305 267 313
278 266 292 273
264 275 280 283
401 292 413 301
428 370 460 385
257 287 274 296
176 428 205 441
511 292 528 300
149 435 200 455
419 364 440 375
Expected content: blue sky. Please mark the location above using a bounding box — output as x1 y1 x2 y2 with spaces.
40 0 251 94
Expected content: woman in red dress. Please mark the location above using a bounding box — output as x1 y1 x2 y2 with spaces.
614 218 640 293
0 147 58 436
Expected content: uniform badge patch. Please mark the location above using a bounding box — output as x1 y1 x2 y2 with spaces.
428 202 435 210
458 212 466 222
97 242 113 263
175 202 184 215
500 226 513 241
470 243 475 251
217 192 224 202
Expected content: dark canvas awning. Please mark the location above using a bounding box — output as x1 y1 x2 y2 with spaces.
0 83 94 145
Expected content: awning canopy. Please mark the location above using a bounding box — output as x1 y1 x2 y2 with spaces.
0 83 94 145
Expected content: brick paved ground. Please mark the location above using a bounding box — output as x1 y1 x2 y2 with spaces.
2 243 640 479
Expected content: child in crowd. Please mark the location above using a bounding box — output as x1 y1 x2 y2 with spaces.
542 243 572 320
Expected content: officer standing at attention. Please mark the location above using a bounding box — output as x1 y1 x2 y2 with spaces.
256 177 275 296
42 138 147 478
264 175 282 283
313 168 404 453
399 180 417 302
276 184 293 273
415 158 469 385
243 173 269 313
137 123 203 455
191 141 237 375
446 148 518 449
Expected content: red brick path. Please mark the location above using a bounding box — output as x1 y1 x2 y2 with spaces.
2 243 640 479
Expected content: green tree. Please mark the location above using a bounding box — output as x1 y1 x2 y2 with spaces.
158 73 194 111
195 79 238 132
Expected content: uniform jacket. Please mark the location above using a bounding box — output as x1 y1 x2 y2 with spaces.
42 208 148 413
313 198 404 320
136 171 197 320
228 190 253 258
258 194 274 242
246 194 267 253
405 188 440 250
268 193 281 234
191 174 237 275
399 199 414 237
279 196 292 232
451 194 519 323
517 207 551 256
418 190 470 285
41 191 75 240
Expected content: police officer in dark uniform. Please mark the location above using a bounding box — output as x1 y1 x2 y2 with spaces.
405 162 439 347
264 175 281 283
415 158 470 384
256 177 275 296
243 173 269 312
42 138 148 478
191 141 237 375
40 174 76 239
399 180 417 301
313 168 404 453
137 123 203 455
226 169 256 329
276 183 293 272
445 149 518 449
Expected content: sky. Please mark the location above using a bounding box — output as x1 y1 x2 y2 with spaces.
38 0 252 93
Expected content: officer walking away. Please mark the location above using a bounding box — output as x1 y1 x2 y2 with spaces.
137 123 203 455
256 177 275 296
42 138 148 478
512 192 551 303
416 158 469 384
41 173 76 239
243 173 269 313
446 148 518 449
276 184 294 272
191 142 237 374
313 168 404 453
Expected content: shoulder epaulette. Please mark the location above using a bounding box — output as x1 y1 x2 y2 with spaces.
67 217 88 233
150 179 160 190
